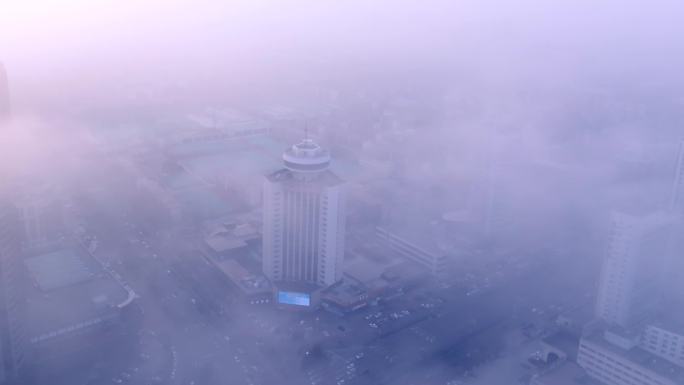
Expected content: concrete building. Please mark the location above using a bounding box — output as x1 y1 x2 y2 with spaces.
14 189 63 250
375 227 447 276
206 258 271 305
0 63 10 121
669 140 684 220
262 137 346 300
576 209 684 385
202 217 260 260
577 327 684 385
666 140 684 299
594 211 672 329
640 319 684 368
0 202 26 384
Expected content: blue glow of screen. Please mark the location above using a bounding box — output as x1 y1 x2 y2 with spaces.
278 291 310 306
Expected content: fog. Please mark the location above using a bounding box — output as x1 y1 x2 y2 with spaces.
1 1 684 385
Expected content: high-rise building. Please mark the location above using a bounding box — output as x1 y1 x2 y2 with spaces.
0 202 26 384
14 187 64 249
669 140 684 219
665 139 684 306
0 63 10 121
594 212 672 329
262 138 346 292
577 207 683 385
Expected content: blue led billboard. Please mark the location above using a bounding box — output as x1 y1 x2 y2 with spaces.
277 291 310 306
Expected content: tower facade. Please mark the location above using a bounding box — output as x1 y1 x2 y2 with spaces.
262 138 345 288
595 212 672 329
666 139 684 306
0 63 10 121
0 202 25 383
670 140 684 220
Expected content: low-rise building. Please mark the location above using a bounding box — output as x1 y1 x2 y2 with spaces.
577 326 684 385
375 227 448 277
202 218 260 260
321 277 370 314
640 318 684 367
23 246 131 347
207 258 271 305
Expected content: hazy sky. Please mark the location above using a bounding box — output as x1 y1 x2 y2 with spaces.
3 0 683 84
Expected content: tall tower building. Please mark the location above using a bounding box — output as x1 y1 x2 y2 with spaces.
0 202 26 383
14 184 64 249
594 211 672 329
262 138 346 292
0 63 10 121
665 139 684 305
669 139 684 220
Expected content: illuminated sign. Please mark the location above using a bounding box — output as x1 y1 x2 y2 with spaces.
277 291 310 306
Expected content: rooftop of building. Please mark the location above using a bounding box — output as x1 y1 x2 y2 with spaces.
23 246 129 343
208 258 271 296
322 277 369 307
582 327 684 383
375 225 449 260
380 261 430 283
282 138 331 172
203 219 260 254
344 251 397 285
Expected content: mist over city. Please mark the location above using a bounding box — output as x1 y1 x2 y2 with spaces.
1 1 684 385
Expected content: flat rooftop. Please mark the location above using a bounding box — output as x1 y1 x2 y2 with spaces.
344 255 396 284
24 247 129 343
209 258 271 296
322 277 368 306
583 328 684 384
25 249 94 291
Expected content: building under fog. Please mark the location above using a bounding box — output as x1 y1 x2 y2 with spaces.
670 140 684 220
576 210 684 385
14 188 64 250
594 211 672 330
375 226 448 276
262 138 346 306
577 325 684 385
0 202 26 384
0 63 9 122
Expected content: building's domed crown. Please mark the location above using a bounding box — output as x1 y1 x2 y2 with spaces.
282 138 331 173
